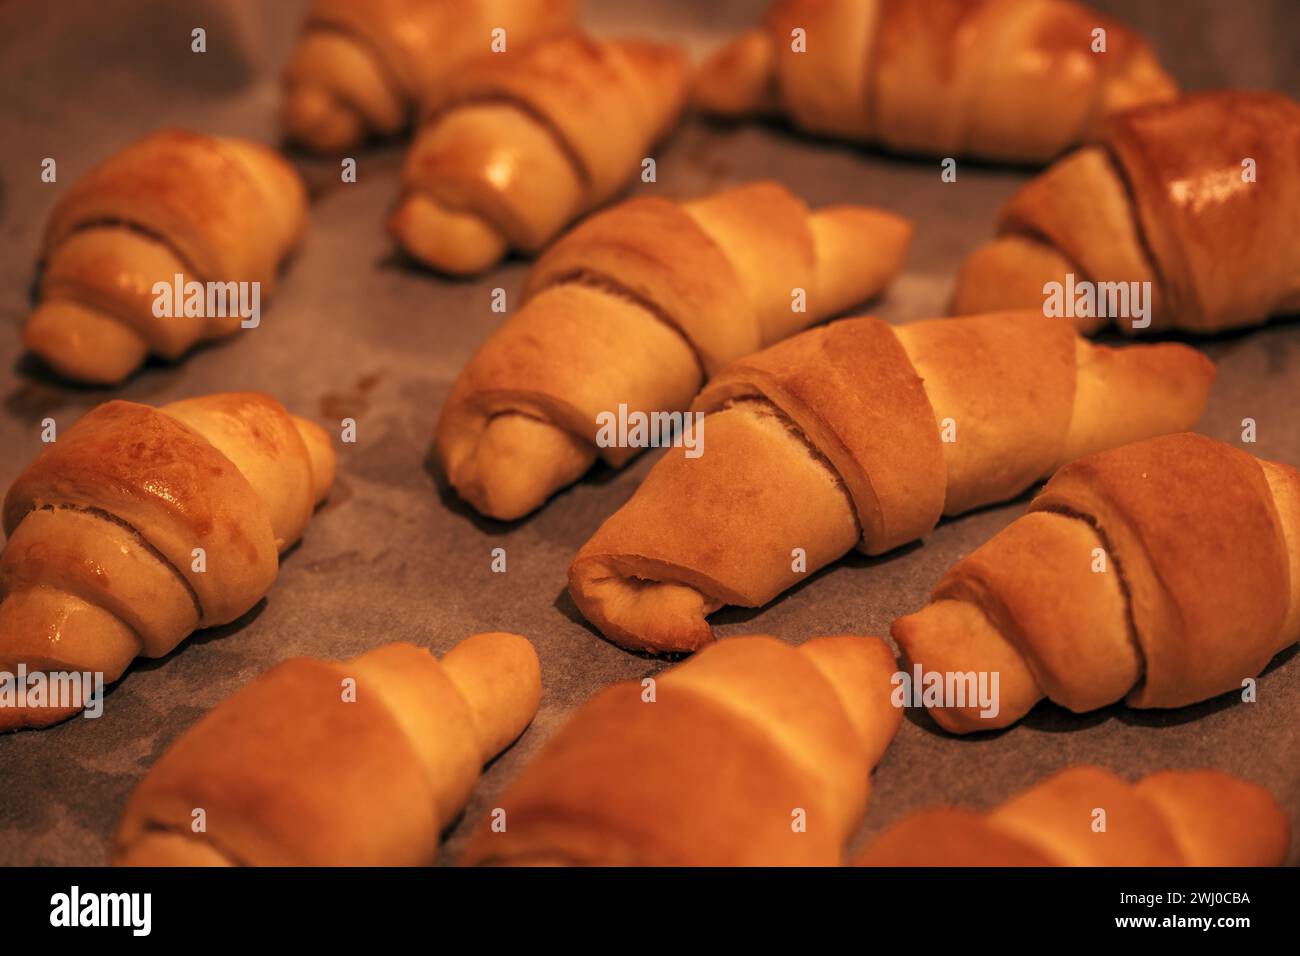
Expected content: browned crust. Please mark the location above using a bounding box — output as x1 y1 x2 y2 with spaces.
40 130 301 290
695 316 945 554
4 400 277 626
856 767 1289 866
1103 90 1300 331
1032 433 1290 707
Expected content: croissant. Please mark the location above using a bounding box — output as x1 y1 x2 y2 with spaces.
855 766 1289 866
281 0 576 153
693 0 1177 163
952 91 1300 333
893 432 1300 734
569 312 1215 655
113 632 540 866
0 393 336 733
460 634 899 866
389 34 688 275
436 181 912 520
24 130 308 385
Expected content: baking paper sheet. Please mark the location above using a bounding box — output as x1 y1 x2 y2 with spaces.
0 0 1297 865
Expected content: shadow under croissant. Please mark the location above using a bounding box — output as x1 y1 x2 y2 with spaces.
552 586 692 663
1112 642 1299 730
282 140 406 203
427 442 521 538
1083 310 1300 351
553 536 927 662
426 438 635 537
2 600 273 738
902 642 1300 741
709 537 927 630
128 599 269 677
141 517 332 662
586 488 1025 659
9 336 220 397
5 354 110 421
691 111 1052 173
376 245 527 282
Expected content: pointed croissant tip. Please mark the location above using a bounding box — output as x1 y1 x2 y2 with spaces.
691 29 774 116
289 415 337 504
440 632 542 761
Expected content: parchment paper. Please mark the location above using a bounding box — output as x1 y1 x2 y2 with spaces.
0 0 1297 866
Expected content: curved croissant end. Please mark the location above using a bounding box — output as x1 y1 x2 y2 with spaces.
0 393 336 733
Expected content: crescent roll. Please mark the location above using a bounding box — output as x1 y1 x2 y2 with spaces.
952 91 1300 333
893 433 1300 732
282 0 576 153
694 0 1177 162
390 33 688 275
460 634 900 866
0 393 336 732
436 180 912 520
569 312 1214 654
855 767 1289 867
113 633 541 866
25 130 308 384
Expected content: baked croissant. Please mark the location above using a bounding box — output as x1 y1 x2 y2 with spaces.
694 0 1177 163
855 766 1289 866
952 91 1300 333
460 634 899 866
436 181 912 520
569 312 1214 655
282 0 576 153
25 130 308 385
0 393 336 733
389 34 689 275
893 432 1300 733
113 632 540 866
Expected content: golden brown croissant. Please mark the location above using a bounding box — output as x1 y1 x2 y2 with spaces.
855 766 1289 866
435 180 912 520
390 33 688 275
952 91 1300 333
0 393 336 733
460 634 899 866
112 632 540 866
24 130 308 385
569 312 1214 655
694 0 1177 163
281 0 576 153
893 433 1300 733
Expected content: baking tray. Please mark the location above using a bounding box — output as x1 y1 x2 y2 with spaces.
0 0 1298 865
